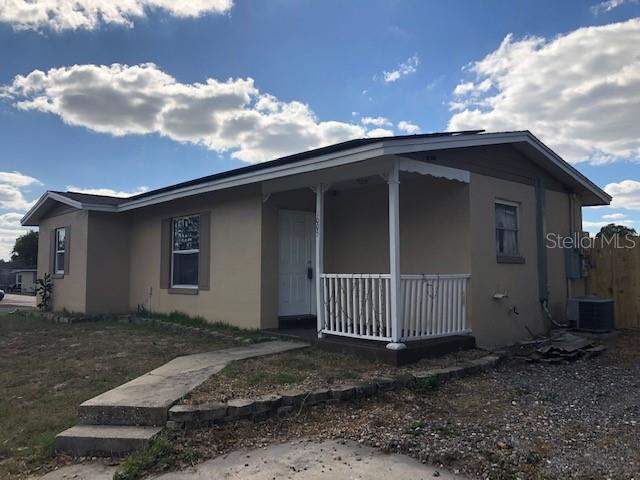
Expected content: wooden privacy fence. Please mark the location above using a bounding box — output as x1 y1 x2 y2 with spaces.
586 237 640 329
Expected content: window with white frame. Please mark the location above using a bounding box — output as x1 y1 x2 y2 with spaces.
495 201 519 257
171 215 200 288
55 227 66 274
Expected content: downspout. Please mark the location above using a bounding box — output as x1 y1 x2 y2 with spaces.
535 176 549 303
567 192 576 300
536 177 567 328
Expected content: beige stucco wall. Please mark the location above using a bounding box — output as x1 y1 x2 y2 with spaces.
323 175 470 274
85 212 131 314
469 173 545 346
128 186 264 329
259 175 471 325
37 209 89 312
33 154 582 345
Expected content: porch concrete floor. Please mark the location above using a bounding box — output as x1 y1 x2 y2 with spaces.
264 327 476 366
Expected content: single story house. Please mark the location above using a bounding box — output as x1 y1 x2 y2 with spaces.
21 130 610 349
12 268 37 294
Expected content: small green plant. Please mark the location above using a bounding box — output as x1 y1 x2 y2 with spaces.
34 273 52 311
113 434 195 480
414 375 439 393
405 420 427 435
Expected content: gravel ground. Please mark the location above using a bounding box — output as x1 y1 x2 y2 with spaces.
174 331 640 479
183 347 487 404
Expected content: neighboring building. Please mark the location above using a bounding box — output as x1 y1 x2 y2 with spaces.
20 131 610 348
11 268 37 294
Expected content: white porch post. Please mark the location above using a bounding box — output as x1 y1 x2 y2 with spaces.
387 161 405 350
315 184 326 338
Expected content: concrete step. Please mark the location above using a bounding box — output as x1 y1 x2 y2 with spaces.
55 425 163 456
78 404 167 427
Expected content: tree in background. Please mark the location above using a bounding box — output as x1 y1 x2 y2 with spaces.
596 223 637 238
11 231 38 267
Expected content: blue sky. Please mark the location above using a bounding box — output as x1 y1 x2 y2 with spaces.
0 0 639 259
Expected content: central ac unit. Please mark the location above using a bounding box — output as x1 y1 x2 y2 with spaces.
567 296 615 333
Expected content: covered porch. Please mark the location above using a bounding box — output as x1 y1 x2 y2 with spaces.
262 154 472 352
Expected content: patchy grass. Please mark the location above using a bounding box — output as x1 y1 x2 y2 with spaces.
114 434 196 480
184 345 485 404
414 375 439 392
184 347 386 403
0 312 234 479
143 310 263 338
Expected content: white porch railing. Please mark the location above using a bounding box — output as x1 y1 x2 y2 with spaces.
319 273 470 342
320 274 392 341
399 274 470 340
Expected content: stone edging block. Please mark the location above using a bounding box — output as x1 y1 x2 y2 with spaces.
167 354 503 431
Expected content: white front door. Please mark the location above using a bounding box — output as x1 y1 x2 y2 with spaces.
278 210 316 316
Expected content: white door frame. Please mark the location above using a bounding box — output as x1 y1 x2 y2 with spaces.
278 209 316 317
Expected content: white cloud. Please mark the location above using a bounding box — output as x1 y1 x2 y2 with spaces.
0 0 233 31
604 179 640 210
0 172 39 260
603 212 627 219
397 121 420 135
0 171 39 211
448 19 640 164
67 186 149 197
0 171 41 187
0 213 36 261
383 55 419 83
365 128 394 138
591 0 633 14
2 63 367 164
360 116 391 127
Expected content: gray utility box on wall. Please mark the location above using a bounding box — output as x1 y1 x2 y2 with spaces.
567 296 615 333
564 248 584 279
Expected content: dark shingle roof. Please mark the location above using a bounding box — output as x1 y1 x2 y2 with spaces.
50 191 128 206
55 130 484 205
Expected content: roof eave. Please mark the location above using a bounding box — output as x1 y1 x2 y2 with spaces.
21 131 611 224
20 191 118 226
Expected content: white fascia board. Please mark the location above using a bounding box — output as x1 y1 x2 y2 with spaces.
385 131 609 205
398 158 470 183
118 143 387 211
21 191 117 226
20 194 52 225
22 131 610 224
102 131 612 210
523 135 611 204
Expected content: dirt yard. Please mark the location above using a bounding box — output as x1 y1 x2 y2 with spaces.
183 347 487 404
0 313 236 479
176 331 640 479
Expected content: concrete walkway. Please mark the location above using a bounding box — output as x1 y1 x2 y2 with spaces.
56 340 308 456
37 439 467 479
78 340 309 425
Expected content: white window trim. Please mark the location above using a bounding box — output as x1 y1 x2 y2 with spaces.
495 199 520 256
54 227 66 275
170 215 200 289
